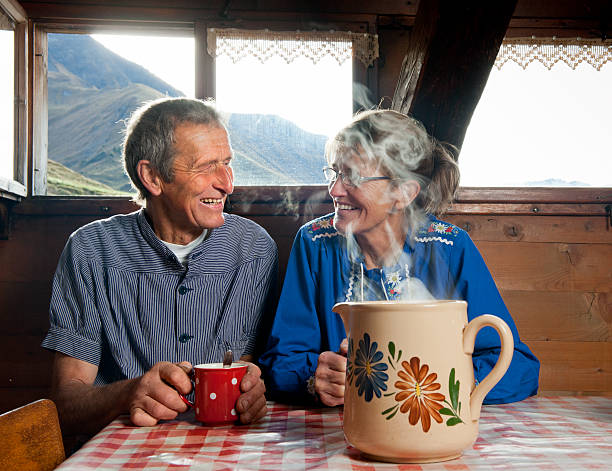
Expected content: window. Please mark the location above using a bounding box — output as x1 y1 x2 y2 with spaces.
460 38 612 188
41 29 194 196
0 0 26 198
210 28 376 186
32 22 377 195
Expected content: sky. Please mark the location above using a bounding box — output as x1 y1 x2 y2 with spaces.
460 61 612 186
92 34 353 137
215 54 353 137
92 34 196 98
0 30 13 180
1 32 611 186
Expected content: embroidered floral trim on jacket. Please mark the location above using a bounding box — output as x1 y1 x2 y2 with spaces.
414 221 459 246
421 221 459 237
307 215 338 241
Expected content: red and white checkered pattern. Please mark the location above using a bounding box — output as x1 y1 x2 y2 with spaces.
56 396 612 470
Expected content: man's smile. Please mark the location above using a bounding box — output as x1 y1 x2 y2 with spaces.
200 197 224 207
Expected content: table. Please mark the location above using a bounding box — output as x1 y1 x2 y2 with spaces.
55 396 611 470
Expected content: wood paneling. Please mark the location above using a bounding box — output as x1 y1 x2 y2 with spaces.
0 338 54 388
530 341 611 394
1 0 611 413
503 291 610 342
478 241 611 292
445 215 611 244
0 281 53 334
0 215 93 282
1 189 611 414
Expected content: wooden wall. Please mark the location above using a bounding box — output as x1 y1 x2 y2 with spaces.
444 212 611 395
1 0 610 414
1 189 610 413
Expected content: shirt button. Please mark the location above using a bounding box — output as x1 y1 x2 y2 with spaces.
178 286 188 295
178 333 193 343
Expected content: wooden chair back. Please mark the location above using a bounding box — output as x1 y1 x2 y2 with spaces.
0 399 65 471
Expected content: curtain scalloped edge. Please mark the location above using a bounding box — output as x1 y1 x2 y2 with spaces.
207 28 379 67
495 37 612 71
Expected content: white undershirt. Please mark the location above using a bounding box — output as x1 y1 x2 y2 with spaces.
161 230 208 265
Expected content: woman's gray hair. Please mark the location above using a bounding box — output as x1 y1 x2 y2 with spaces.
325 109 459 216
122 97 227 204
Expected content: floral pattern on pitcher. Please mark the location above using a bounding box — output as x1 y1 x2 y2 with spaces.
348 335 464 432
392 357 446 432
352 333 389 401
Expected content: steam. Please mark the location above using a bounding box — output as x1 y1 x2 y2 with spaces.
326 110 446 302
352 82 375 112
344 220 436 303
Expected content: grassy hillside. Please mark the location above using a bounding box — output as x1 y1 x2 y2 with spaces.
47 159 131 196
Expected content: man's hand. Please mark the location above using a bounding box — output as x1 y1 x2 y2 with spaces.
127 361 192 427
51 354 193 435
314 338 348 407
235 362 267 424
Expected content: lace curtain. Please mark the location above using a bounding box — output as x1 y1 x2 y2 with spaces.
495 37 612 71
207 28 379 67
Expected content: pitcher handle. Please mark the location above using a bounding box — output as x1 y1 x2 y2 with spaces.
462 314 514 421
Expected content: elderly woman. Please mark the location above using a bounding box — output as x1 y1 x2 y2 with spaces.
260 110 539 406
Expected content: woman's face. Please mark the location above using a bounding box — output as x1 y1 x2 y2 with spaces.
328 153 403 238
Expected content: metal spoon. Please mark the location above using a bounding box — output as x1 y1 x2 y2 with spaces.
223 349 233 368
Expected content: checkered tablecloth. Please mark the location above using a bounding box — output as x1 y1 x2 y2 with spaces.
56 396 611 470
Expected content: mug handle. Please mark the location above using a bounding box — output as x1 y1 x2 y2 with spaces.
177 368 196 408
462 314 514 421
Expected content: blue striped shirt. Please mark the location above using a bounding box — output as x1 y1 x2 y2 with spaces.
42 210 278 385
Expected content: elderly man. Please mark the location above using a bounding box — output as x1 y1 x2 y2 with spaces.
42 98 278 437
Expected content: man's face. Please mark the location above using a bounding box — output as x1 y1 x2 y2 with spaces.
156 122 234 241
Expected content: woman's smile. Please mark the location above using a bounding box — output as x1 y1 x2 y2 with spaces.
335 202 358 211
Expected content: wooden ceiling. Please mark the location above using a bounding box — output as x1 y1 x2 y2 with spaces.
17 0 611 28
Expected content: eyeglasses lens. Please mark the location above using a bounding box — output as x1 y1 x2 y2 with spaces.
323 167 362 187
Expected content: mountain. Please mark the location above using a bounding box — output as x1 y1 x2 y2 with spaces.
48 34 184 96
47 33 328 193
523 178 592 187
227 114 327 185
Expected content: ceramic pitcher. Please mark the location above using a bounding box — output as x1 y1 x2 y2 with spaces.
333 300 513 463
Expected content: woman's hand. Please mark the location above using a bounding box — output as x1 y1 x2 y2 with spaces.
315 339 348 406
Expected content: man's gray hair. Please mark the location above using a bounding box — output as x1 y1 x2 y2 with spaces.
122 97 226 204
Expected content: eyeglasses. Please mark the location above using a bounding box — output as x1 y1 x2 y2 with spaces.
323 166 392 188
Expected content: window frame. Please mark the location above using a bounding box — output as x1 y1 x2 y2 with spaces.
31 20 194 196
30 17 375 197
0 0 27 200
17 15 611 217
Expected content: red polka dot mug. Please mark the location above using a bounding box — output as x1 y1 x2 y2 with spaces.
179 362 248 425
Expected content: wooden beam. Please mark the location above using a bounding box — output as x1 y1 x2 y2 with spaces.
391 0 517 150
